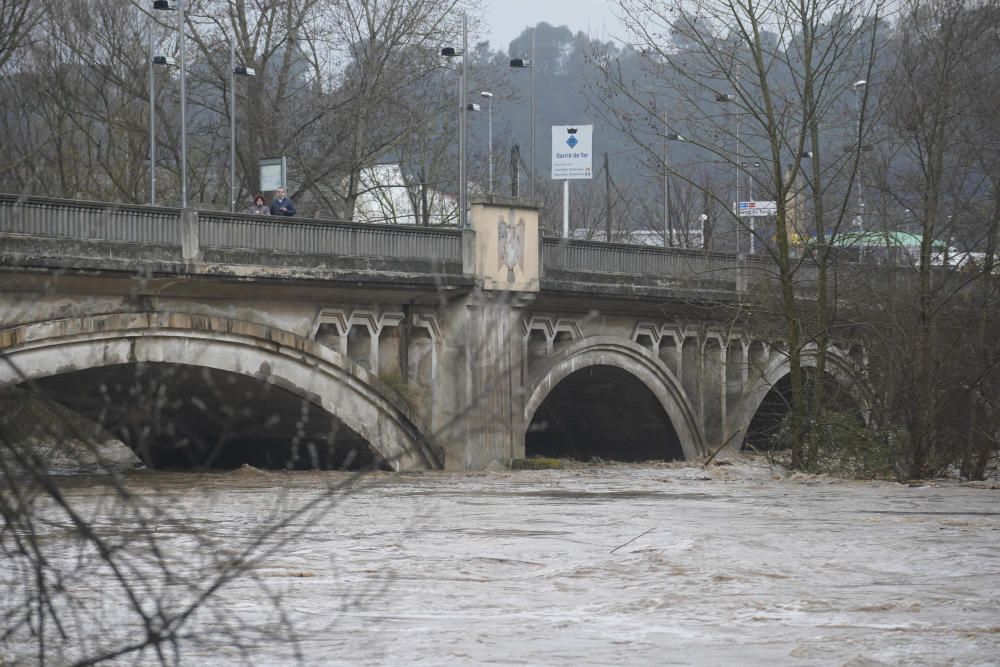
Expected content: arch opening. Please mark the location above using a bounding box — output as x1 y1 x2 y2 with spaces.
526 365 684 462
29 362 387 471
744 368 862 451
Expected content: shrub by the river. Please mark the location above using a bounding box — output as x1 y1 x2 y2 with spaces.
766 409 906 480
511 457 563 470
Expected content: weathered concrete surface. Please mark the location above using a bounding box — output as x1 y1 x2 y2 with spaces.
0 312 443 471
0 198 866 470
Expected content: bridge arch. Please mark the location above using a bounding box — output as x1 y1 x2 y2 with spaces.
524 337 706 461
732 346 863 451
0 312 442 470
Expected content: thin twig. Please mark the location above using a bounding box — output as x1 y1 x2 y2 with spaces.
610 527 654 554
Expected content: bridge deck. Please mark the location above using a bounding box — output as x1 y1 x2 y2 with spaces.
0 193 879 298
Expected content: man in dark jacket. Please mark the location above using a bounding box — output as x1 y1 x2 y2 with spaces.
270 186 296 216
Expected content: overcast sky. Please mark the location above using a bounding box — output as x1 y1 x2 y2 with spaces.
481 0 625 50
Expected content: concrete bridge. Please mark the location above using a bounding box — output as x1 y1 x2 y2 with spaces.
0 193 864 470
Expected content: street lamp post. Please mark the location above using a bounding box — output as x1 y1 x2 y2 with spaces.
663 129 684 247
229 38 255 212
852 79 867 231
716 92 742 251
149 19 157 206
149 54 176 207
481 91 493 194
510 27 535 197
149 3 178 207
152 0 187 207
441 13 468 227
178 1 187 208
741 161 761 253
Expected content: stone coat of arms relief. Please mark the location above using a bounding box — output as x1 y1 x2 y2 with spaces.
497 216 525 283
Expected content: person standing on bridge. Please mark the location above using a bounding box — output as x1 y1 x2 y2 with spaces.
245 194 270 215
270 186 296 216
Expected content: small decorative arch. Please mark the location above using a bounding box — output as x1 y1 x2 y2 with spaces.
524 336 707 459
0 312 443 470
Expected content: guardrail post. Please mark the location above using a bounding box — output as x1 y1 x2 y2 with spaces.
180 208 200 263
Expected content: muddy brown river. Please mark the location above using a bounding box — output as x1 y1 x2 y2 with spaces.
3 461 999 665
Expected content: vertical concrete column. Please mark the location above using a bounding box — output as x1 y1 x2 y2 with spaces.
433 196 541 469
725 340 748 450
702 337 724 448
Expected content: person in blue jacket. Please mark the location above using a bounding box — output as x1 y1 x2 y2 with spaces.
270 186 296 216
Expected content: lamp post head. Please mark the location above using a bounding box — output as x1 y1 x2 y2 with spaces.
480 91 493 98
152 0 175 9
441 47 463 57
234 65 256 77
715 93 735 102
666 132 684 141
853 79 867 89
510 58 532 68
467 102 481 111
152 55 177 66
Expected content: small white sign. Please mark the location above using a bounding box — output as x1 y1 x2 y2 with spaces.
551 125 593 180
260 157 287 191
736 200 777 217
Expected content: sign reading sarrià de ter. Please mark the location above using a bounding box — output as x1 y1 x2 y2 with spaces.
551 125 593 180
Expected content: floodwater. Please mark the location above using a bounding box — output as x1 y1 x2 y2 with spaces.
3 461 999 665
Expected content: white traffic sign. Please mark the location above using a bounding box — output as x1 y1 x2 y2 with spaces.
551 125 593 180
736 200 777 217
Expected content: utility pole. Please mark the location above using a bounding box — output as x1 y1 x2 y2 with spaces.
511 145 520 197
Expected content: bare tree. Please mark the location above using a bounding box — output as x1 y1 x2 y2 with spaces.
869 0 1000 477
595 0 887 466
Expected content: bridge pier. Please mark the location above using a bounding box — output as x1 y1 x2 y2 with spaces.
431 196 542 469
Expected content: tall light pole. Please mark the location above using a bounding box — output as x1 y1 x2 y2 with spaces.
663 129 684 247
441 13 468 227
481 91 493 194
742 161 761 253
149 55 176 207
153 1 187 207
149 18 155 205
717 92 742 251
852 79 867 231
229 38 255 212
150 2 178 207
178 0 187 208
510 27 535 197
149 18 157 206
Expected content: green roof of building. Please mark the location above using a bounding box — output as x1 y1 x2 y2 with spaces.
830 231 943 249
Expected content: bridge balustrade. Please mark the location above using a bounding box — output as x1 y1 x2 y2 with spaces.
0 194 180 245
0 194 465 272
197 212 463 263
542 237 743 285
0 194 939 296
